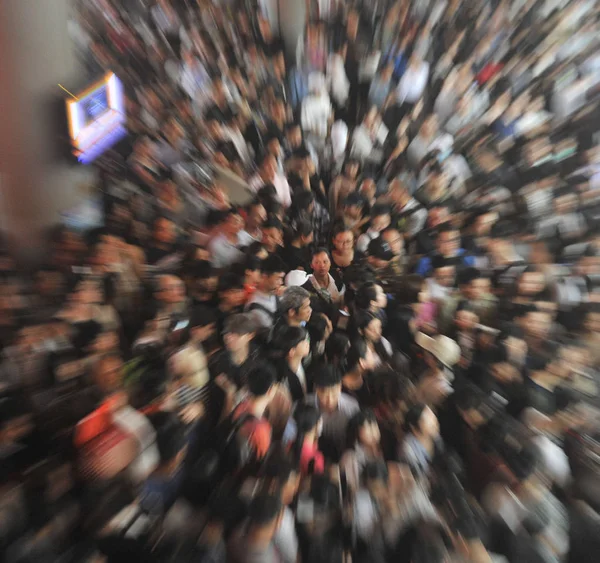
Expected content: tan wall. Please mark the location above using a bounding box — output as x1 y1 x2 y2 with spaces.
0 0 96 264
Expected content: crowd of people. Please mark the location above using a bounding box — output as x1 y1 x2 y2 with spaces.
2 0 600 561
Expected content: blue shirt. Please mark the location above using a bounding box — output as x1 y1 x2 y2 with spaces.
416 249 475 277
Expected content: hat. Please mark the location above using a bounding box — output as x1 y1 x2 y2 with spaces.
285 270 309 287
368 238 394 261
415 333 461 368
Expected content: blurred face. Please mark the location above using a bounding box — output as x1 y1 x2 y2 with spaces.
518 272 545 296
364 318 383 342
456 310 478 331
155 218 175 244
223 213 244 237
345 162 359 179
316 383 342 414
359 421 381 447
94 356 123 394
505 336 527 366
421 115 438 137
360 179 376 201
311 252 331 278
261 157 277 180
525 311 551 339
420 407 439 438
382 229 403 256
222 287 246 308
464 278 487 300
297 298 313 323
262 227 283 250
374 285 388 309
264 271 284 293
160 276 185 304
76 280 102 305
333 230 354 252
434 266 455 287
248 204 267 227
371 213 391 233
224 331 252 353
437 230 460 257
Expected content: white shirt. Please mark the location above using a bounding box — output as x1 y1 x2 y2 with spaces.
208 234 244 269
396 63 430 104
301 93 333 140
249 174 292 208
306 273 345 302
327 54 350 106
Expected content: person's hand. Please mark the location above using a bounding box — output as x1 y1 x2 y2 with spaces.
215 374 237 396
180 402 205 424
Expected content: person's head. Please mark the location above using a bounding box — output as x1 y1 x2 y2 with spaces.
523 306 552 340
431 256 456 287
332 224 354 253
454 383 490 430
454 301 479 332
359 177 377 202
93 354 123 395
311 248 331 279
190 306 218 344
325 332 351 368
346 337 377 374
158 274 186 305
260 154 278 181
356 310 384 343
218 272 246 309
147 411 186 472
247 493 283 540
382 227 403 257
388 177 410 205
343 158 360 180
347 410 380 450
285 123 303 148
457 267 486 300
436 224 461 257
247 365 277 401
516 267 546 298
343 192 366 220
403 403 439 439
258 255 286 294
355 282 387 312
223 313 256 353
291 217 314 247
281 286 312 326
189 260 218 297
219 207 244 238
307 312 332 350
246 199 267 230
274 326 311 364
369 204 392 234
153 216 176 245
313 365 343 414
265 135 282 159
261 217 284 252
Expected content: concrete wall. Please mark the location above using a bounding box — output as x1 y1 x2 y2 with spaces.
0 0 96 263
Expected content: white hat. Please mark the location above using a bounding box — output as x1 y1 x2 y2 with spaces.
285 270 309 287
415 333 461 368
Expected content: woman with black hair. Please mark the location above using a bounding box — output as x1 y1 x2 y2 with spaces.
354 310 394 368
330 223 366 292
271 326 311 404
340 410 385 493
400 403 442 482
341 339 377 406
